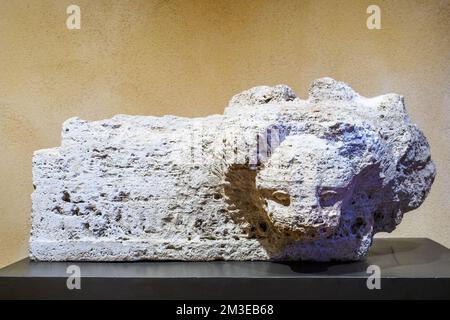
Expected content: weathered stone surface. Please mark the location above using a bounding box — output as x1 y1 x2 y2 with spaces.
30 78 435 261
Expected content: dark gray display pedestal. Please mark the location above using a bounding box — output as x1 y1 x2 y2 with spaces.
0 238 449 299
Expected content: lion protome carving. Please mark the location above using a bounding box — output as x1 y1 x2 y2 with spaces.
30 78 435 261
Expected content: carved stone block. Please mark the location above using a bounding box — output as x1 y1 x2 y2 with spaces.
30 78 435 261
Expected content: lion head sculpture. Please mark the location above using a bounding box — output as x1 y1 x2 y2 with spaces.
30 78 435 262
214 77 435 260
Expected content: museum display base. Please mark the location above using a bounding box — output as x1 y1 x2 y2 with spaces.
1 238 449 300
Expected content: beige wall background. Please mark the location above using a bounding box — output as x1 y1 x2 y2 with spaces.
0 0 449 268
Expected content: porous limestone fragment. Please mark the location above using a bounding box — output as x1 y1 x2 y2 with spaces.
30 78 435 261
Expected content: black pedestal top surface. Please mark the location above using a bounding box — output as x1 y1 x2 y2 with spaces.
1 238 449 299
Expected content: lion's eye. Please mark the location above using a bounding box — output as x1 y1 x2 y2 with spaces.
259 189 291 206
272 190 291 206
319 190 340 207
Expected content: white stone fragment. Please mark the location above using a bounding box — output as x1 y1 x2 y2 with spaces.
30 78 435 261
